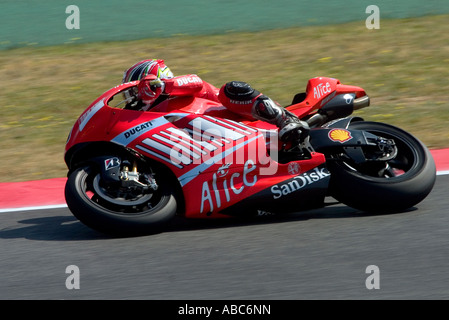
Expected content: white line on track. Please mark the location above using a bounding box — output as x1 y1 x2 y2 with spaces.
0 204 68 213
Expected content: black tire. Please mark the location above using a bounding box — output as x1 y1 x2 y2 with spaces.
65 165 177 236
327 121 436 213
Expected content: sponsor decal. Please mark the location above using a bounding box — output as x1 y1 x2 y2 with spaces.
343 93 354 104
270 167 330 199
112 116 169 146
287 162 300 175
328 128 353 143
200 159 257 214
176 75 202 86
217 163 231 177
313 82 332 99
257 209 275 216
104 157 121 170
229 99 253 105
124 121 153 139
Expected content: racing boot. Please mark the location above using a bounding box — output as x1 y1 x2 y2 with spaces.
252 94 310 144
221 81 309 144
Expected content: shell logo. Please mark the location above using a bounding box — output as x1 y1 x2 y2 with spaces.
328 128 353 143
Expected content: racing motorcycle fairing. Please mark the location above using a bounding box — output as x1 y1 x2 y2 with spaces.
64 74 437 236
218 164 331 217
65 81 332 219
286 77 367 120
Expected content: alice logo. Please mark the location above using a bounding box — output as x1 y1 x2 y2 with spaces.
66 5 80 30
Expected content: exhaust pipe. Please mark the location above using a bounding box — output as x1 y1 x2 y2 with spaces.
353 95 370 110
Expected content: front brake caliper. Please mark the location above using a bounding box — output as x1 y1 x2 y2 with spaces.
119 163 158 192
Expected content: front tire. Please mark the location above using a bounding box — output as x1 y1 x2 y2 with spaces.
327 121 436 213
65 165 177 236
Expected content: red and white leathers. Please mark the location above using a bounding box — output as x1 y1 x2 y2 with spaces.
157 74 220 103
125 60 309 143
218 81 310 143
138 75 309 143
133 73 220 107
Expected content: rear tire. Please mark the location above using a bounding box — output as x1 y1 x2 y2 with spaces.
327 121 436 213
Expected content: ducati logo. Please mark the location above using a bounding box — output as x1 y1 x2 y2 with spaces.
328 129 352 143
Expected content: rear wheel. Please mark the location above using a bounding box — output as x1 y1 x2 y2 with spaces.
65 160 178 236
327 121 436 212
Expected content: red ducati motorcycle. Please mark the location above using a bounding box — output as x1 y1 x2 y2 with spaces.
64 77 436 235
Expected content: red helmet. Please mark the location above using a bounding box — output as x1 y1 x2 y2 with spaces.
122 59 174 107
122 59 173 83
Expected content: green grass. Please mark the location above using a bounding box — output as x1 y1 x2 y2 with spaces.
1 14 449 182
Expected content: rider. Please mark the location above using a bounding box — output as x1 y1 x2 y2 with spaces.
121 59 309 144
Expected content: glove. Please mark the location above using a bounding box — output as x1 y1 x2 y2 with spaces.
148 77 165 93
137 75 165 104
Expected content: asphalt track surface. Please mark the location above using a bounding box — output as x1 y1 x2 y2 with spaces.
1 173 448 300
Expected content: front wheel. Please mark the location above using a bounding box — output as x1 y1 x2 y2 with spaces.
327 121 436 213
65 162 178 236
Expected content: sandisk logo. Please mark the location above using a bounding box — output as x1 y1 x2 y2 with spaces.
271 167 330 199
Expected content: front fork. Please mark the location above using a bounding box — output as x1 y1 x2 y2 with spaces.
94 156 158 192
119 162 158 191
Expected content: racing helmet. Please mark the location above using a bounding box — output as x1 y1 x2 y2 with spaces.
122 59 174 83
122 59 174 107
